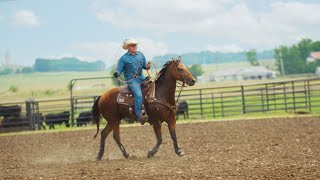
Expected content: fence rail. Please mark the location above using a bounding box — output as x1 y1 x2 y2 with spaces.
1 77 320 132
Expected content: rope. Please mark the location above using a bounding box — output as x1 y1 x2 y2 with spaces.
116 61 158 87
176 84 184 103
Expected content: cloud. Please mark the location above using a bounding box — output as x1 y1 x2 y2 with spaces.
0 15 4 21
12 10 40 28
93 0 320 50
72 37 169 63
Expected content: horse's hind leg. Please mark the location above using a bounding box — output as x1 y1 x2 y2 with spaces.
113 121 129 159
97 123 113 160
148 120 162 158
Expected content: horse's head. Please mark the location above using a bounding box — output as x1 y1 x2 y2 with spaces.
170 56 196 86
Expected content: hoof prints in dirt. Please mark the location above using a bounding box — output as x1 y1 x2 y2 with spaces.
0 116 320 179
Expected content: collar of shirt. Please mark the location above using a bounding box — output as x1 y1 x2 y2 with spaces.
126 51 138 56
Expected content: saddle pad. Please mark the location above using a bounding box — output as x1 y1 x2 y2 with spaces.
117 81 156 106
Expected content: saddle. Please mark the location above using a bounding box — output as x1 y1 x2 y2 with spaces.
117 77 156 106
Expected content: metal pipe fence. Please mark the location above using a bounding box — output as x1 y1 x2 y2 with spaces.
1 77 320 132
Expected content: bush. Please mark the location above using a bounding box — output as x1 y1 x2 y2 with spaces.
8 85 19 93
44 89 56 96
0 68 14 75
188 64 204 78
21 67 34 73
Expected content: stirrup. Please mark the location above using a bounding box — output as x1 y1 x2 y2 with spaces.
139 115 148 125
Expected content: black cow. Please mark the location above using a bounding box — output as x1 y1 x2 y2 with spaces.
176 101 189 120
0 105 21 118
45 111 70 129
76 111 92 127
0 116 28 128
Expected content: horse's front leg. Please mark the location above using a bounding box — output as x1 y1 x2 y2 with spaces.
147 120 162 158
168 119 184 156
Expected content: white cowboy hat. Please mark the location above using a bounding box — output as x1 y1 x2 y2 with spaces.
122 38 139 50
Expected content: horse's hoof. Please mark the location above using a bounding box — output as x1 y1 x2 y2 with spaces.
96 156 102 161
176 149 185 157
147 150 154 158
124 153 130 159
178 151 185 157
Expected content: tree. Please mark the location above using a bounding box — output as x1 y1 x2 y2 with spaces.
274 38 320 75
246 49 260 66
188 64 203 78
0 68 14 75
21 67 34 73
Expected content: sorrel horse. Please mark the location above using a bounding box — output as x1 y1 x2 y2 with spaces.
92 56 196 160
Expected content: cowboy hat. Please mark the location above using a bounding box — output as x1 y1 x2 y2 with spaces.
122 38 139 50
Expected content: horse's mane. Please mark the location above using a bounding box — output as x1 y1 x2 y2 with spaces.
155 60 173 85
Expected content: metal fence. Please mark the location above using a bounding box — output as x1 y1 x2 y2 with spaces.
1 77 320 132
178 77 320 118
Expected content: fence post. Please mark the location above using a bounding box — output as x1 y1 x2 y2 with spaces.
260 88 265 112
265 84 270 111
292 81 296 111
71 97 75 127
304 80 307 111
211 93 215 118
25 99 35 130
199 89 203 117
283 83 288 112
241 86 246 114
307 80 312 112
272 83 276 111
220 93 224 117
33 101 41 130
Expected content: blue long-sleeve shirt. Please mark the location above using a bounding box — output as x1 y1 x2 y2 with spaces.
116 51 147 81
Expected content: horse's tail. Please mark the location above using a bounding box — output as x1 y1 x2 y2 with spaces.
92 96 101 139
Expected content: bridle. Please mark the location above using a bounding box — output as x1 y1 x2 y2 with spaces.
172 60 191 103
173 60 189 88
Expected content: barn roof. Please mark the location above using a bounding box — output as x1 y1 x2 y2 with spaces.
310 51 320 59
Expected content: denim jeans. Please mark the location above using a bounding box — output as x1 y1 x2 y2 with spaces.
127 76 145 119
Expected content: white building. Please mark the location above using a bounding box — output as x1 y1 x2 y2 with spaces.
316 67 320 76
209 66 276 82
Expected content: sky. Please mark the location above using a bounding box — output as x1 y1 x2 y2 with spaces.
0 0 320 66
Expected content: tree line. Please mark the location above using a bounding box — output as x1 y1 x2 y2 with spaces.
33 57 105 72
0 57 106 75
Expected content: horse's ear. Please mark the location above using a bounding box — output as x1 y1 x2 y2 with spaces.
178 56 181 62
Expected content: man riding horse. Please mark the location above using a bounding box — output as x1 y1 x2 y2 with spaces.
113 39 150 125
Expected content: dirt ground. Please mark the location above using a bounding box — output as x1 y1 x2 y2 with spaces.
0 116 319 180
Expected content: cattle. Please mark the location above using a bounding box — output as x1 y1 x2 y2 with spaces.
0 105 21 118
76 111 92 127
0 116 28 128
176 101 189 120
45 111 70 129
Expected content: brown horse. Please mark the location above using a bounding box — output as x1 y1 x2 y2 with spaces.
92 56 196 160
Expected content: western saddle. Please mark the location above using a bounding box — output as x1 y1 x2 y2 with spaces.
117 76 156 107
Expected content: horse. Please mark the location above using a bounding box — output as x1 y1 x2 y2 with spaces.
92 56 196 160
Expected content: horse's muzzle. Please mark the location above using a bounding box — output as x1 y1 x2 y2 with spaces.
188 79 196 86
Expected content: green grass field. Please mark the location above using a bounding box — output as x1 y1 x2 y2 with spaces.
0 62 318 104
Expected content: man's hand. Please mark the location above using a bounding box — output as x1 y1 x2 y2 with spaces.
146 62 151 70
113 72 120 78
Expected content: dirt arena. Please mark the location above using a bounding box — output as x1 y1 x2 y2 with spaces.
1 116 319 179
